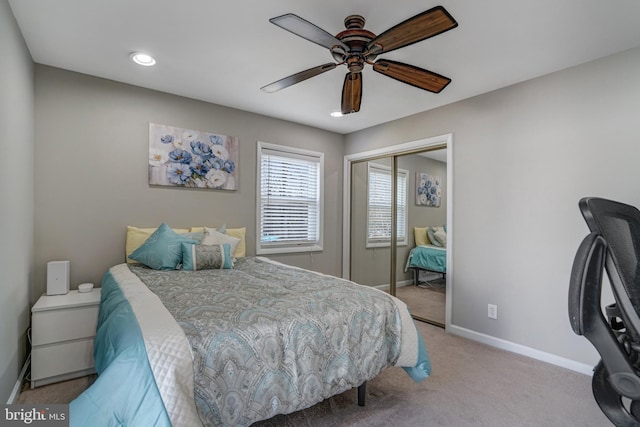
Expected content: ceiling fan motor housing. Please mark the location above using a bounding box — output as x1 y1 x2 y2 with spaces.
332 15 377 70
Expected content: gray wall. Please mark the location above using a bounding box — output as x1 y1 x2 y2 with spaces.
350 155 447 287
33 66 344 298
0 0 34 402
345 46 640 366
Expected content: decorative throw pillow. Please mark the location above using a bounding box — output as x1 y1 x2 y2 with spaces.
427 227 442 247
129 223 199 270
201 228 241 256
226 227 246 257
433 230 447 247
414 227 430 246
181 243 233 270
182 231 204 243
126 225 189 263
189 225 245 257
182 243 233 271
189 224 226 234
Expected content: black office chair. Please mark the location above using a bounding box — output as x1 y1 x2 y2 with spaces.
570 197 640 426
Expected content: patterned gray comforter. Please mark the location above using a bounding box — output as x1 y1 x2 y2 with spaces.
131 257 403 426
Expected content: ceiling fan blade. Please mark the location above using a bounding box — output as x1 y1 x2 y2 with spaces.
373 59 451 93
270 13 349 51
261 63 337 93
341 72 362 114
366 6 457 55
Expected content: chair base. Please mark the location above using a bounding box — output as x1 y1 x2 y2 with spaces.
593 361 640 426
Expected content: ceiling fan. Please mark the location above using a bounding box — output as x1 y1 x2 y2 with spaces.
261 6 458 115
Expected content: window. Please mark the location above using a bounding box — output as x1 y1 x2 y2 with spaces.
366 163 408 247
257 142 323 254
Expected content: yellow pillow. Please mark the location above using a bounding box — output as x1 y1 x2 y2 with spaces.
227 227 246 258
414 227 430 246
125 226 189 263
189 226 246 258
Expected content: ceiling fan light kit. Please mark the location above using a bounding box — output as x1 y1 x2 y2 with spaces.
261 6 458 115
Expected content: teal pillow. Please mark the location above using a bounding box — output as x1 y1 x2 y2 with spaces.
181 243 233 271
129 223 199 270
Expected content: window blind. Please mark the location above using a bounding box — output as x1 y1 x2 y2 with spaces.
259 147 322 250
367 164 407 246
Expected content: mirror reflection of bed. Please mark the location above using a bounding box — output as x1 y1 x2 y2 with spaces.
399 237 447 326
349 148 447 328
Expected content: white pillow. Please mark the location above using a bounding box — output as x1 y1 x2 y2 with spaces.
433 230 447 247
201 228 240 257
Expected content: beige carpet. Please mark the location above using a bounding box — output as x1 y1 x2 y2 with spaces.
15 374 96 404
16 322 611 426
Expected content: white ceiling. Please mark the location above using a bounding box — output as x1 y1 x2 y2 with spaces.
420 149 447 164
9 0 640 134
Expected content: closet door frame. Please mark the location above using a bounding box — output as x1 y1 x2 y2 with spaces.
343 134 453 328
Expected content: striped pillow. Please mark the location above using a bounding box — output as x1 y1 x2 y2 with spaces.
181 243 233 270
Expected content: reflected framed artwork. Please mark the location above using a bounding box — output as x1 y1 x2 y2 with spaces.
416 172 441 207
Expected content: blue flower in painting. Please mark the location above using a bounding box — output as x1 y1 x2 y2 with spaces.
160 135 174 144
417 186 425 195
190 157 210 176
210 135 224 145
168 149 192 164
209 156 224 170
166 162 191 184
190 141 213 159
223 159 235 174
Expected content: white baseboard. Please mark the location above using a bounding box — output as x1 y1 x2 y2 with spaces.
7 354 30 404
374 279 413 291
447 325 594 375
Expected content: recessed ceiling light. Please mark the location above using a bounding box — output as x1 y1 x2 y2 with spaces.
130 52 156 67
330 111 343 117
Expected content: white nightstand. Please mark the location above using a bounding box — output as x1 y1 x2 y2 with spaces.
30 289 101 388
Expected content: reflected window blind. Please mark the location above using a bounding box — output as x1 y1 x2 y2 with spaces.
367 164 407 244
260 148 321 247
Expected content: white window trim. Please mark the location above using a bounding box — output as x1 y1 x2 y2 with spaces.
256 141 324 255
366 163 408 248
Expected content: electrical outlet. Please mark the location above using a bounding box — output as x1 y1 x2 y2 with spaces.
488 304 498 319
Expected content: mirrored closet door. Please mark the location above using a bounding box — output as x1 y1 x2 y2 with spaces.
348 147 448 327
349 158 392 289
394 150 447 327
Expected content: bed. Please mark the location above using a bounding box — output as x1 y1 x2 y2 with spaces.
69 225 431 427
405 226 447 285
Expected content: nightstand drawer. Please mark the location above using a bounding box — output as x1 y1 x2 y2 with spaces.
31 338 95 382
32 305 99 346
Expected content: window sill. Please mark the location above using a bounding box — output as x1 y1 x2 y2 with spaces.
257 244 323 256
365 241 408 249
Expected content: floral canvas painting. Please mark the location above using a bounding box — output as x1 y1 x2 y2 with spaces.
149 123 238 190
416 172 441 207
